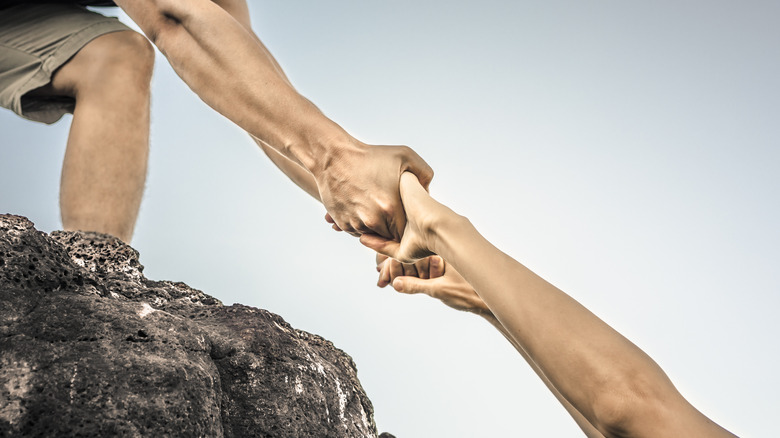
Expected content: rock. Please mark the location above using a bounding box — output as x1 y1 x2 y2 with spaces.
0 215 382 437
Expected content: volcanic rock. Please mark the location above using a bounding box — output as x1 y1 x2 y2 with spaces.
0 214 379 437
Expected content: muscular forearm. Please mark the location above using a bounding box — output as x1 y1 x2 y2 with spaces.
116 0 433 239
115 0 357 174
213 1 320 201
253 136 320 201
211 0 292 86
432 217 732 437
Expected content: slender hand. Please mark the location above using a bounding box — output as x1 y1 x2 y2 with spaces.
361 172 735 438
375 253 444 285
376 256 490 316
114 0 433 239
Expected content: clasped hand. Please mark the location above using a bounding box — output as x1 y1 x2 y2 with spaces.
317 143 433 241
364 172 491 316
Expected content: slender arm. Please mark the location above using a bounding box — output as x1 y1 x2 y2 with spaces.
483 314 606 438
377 258 604 437
362 173 735 438
434 217 734 437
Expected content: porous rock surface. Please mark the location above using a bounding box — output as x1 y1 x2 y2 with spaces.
0 214 379 437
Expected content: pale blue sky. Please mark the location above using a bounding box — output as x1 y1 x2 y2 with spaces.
2 1 778 436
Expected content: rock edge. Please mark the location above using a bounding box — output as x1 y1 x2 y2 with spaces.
0 214 378 437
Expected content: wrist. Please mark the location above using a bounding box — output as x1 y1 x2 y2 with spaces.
293 126 363 177
428 210 471 259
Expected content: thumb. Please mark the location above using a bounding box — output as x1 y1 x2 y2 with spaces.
428 255 445 278
392 276 433 296
360 233 400 259
402 152 434 190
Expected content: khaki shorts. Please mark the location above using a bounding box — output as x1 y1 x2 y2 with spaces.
0 4 130 124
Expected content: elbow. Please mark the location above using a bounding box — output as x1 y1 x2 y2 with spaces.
117 0 190 50
142 13 183 51
589 373 673 438
590 388 637 438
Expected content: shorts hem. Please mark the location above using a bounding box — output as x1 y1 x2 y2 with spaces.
12 20 131 124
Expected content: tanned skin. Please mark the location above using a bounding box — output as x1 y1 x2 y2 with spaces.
113 0 433 241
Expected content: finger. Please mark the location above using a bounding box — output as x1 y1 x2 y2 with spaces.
415 257 430 280
386 172 408 241
345 220 363 237
388 259 404 283
329 214 356 235
359 233 400 259
388 204 406 242
392 276 433 296
325 212 344 231
358 214 393 241
429 256 445 278
338 224 359 237
398 171 430 205
376 253 391 272
401 261 418 278
377 262 391 288
401 149 434 190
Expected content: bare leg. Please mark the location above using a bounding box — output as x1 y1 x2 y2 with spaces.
33 31 154 242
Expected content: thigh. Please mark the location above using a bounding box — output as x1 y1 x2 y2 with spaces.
0 3 130 123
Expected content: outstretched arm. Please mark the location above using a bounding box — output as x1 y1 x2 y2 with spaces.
376 258 605 438
114 0 432 239
207 1 321 201
362 173 735 438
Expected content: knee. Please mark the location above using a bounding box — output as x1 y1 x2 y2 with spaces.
74 30 155 95
114 31 156 78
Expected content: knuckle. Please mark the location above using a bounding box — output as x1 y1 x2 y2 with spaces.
361 216 381 231
339 220 356 233
378 202 395 218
